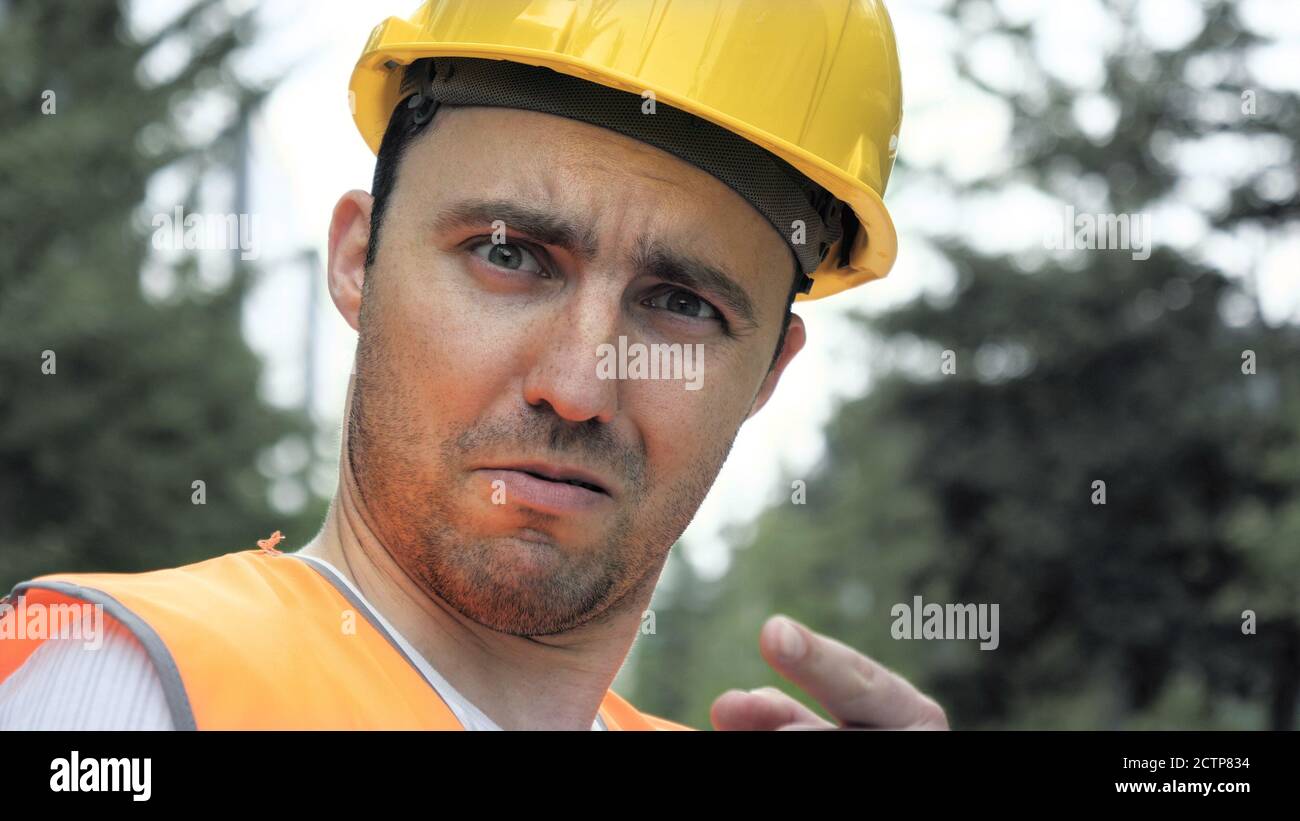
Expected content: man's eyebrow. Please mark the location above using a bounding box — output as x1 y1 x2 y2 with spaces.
632 239 758 328
431 199 599 261
433 198 760 327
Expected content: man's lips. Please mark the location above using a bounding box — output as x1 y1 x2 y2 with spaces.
481 461 613 496
478 465 613 517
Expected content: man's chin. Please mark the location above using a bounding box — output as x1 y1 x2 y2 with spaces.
411 531 618 635
483 530 572 574
469 504 614 554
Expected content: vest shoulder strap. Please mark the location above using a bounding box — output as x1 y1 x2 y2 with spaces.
1 550 692 730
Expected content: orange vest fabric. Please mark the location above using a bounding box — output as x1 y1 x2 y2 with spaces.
0 549 691 731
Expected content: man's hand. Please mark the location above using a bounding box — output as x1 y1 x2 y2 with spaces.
710 615 950 730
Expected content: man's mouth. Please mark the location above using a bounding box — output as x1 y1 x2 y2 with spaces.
475 461 615 515
515 469 605 494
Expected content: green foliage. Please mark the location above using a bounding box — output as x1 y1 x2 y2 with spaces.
0 1 325 587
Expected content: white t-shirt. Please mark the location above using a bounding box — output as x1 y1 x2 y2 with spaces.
0 554 606 730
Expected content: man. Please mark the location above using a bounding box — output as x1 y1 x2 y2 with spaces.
0 0 947 731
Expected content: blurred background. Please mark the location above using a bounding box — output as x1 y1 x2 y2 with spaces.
1 0 1297 729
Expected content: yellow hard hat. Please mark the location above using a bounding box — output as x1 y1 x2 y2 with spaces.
349 0 903 302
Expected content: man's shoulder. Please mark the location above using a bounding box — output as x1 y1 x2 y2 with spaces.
0 611 174 730
600 688 696 730
5 549 334 670
641 713 695 731
20 548 282 591
14 549 320 622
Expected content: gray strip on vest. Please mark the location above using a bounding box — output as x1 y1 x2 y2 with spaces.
8 580 198 731
288 554 459 714
289 554 614 730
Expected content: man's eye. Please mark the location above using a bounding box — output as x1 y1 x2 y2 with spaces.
470 240 547 276
644 288 721 321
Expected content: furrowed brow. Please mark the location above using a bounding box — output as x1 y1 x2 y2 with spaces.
633 239 758 328
431 199 599 261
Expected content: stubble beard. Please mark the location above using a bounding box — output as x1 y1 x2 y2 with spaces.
345 321 734 637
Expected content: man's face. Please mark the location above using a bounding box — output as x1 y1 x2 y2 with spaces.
340 105 803 636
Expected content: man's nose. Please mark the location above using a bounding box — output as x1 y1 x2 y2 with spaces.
521 299 621 425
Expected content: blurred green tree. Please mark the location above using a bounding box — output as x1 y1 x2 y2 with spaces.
628 0 1300 730
0 0 325 587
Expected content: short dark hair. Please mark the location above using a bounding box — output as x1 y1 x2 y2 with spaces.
364 97 802 372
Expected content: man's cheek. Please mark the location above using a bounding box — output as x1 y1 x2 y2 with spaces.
391 296 481 381
641 389 736 472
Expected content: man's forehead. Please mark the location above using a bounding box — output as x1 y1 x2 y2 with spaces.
394 106 794 321
430 105 711 181
417 106 780 238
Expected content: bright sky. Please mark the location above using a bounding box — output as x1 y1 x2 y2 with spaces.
134 0 1299 578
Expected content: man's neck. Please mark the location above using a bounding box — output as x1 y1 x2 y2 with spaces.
296 472 660 731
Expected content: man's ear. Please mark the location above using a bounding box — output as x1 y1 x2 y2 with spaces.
746 312 806 420
327 189 374 333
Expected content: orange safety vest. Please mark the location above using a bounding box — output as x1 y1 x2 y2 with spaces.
0 549 691 731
